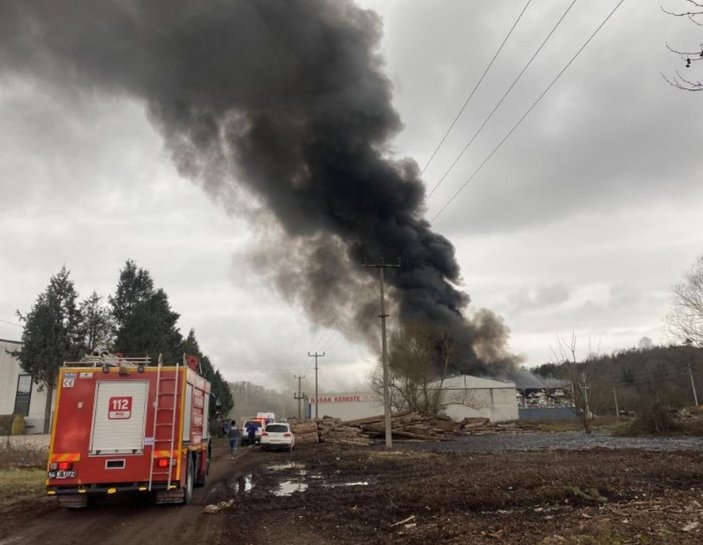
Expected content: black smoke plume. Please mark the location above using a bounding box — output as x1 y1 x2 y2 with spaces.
0 0 519 375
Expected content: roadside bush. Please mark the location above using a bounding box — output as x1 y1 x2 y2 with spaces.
625 403 680 435
11 414 26 435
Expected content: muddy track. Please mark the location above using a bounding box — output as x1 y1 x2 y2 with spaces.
2 437 703 544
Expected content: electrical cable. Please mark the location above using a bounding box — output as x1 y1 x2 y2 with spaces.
421 0 533 177
426 0 577 199
0 318 23 328
431 0 626 223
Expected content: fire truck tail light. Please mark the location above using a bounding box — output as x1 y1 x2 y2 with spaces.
57 461 73 471
157 458 170 468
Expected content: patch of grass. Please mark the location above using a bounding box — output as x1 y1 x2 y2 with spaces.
0 468 46 507
605 421 632 436
0 444 48 470
534 421 583 433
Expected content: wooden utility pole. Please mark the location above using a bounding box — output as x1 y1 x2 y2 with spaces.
294 375 306 420
363 258 401 449
308 352 325 419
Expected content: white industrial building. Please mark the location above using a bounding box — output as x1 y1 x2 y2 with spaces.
307 374 518 423
437 375 519 423
0 338 49 433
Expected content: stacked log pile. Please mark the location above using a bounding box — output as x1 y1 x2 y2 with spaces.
345 411 460 441
289 412 536 447
289 419 320 444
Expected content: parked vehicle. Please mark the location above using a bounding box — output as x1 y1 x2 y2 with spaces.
257 411 276 426
46 352 211 508
240 419 263 446
260 422 295 452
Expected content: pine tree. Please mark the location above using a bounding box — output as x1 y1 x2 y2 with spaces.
78 291 115 352
110 260 183 363
16 266 82 432
181 329 234 417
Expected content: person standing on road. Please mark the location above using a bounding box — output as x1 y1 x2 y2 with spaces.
227 420 239 458
247 421 257 447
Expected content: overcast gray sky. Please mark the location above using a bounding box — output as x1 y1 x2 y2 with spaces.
1 0 701 394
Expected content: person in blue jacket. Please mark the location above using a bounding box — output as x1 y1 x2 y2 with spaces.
246 421 257 446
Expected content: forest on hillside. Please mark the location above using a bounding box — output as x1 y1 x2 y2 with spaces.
533 343 703 416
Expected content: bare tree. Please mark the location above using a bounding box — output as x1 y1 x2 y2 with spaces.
662 0 703 90
371 321 457 415
441 387 493 415
669 255 703 346
551 334 602 434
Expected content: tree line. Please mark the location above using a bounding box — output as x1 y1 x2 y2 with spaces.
14 260 233 432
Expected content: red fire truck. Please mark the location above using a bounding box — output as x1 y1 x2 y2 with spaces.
46 352 211 508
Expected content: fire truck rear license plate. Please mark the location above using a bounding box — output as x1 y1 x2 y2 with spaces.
48 470 77 479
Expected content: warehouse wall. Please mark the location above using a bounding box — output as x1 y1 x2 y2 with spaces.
441 387 519 422
0 339 49 433
308 393 384 421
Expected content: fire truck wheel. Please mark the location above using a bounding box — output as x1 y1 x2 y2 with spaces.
184 457 195 504
195 453 207 488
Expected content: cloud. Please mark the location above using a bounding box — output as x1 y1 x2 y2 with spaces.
506 284 571 314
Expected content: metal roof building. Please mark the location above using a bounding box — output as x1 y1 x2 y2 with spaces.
438 375 519 423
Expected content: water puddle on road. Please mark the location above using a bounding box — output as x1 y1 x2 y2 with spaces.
322 481 369 488
236 474 254 493
272 480 309 496
266 462 306 472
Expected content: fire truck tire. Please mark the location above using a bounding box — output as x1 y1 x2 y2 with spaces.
183 456 195 504
195 453 207 488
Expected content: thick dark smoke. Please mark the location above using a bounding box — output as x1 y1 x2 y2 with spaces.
0 0 519 375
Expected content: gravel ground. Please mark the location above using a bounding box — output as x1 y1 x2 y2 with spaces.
397 430 703 452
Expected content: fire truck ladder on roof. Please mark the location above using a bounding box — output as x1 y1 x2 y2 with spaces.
148 356 181 493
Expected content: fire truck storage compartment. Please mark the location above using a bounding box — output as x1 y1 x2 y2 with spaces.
90 380 148 455
183 383 192 442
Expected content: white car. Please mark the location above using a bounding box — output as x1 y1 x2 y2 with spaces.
260 422 295 452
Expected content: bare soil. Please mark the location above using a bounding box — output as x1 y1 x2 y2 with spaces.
2 436 703 545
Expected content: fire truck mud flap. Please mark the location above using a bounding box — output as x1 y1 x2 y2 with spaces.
155 457 194 505
155 488 185 505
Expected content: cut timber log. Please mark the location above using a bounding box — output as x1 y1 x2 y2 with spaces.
295 431 320 443
324 436 372 446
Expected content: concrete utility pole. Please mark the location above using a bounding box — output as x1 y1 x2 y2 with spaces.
612 386 620 420
363 257 401 449
579 372 592 435
684 339 699 406
308 352 325 419
294 375 306 420
688 363 699 406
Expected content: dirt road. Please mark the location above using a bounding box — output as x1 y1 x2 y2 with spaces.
2 436 703 545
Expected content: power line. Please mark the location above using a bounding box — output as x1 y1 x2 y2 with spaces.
0 318 23 329
431 0 626 222
323 333 343 352
311 327 331 348
321 330 343 352
421 0 533 177
427 0 577 200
